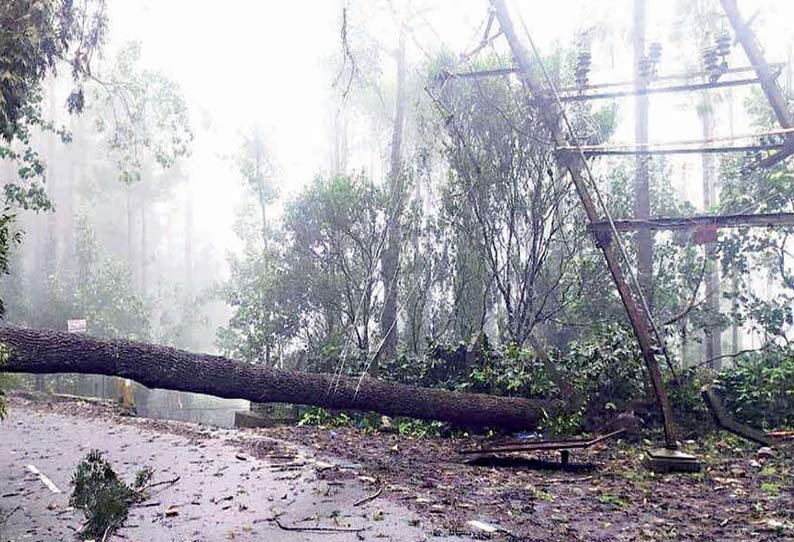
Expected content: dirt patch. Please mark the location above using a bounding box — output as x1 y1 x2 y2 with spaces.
255 424 793 541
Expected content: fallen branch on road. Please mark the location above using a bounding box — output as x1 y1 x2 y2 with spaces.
353 485 384 507
273 518 366 533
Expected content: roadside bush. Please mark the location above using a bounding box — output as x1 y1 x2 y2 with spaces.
715 349 794 429
558 324 647 414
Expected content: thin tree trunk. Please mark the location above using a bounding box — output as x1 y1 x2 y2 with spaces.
140 195 147 296
377 27 407 374
184 182 194 294
127 186 134 280
634 0 653 311
332 106 348 176
701 93 722 367
728 88 740 356
1 326 551 431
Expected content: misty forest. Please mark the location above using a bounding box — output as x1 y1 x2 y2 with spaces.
1 0 793 540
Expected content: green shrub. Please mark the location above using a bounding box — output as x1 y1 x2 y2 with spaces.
297 406 359 428
558 324 647 413
715 349 794 429
668 368 710 422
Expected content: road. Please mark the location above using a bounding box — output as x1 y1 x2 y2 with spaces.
0 402 469 541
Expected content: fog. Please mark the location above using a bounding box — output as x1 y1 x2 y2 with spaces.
4 0 794 365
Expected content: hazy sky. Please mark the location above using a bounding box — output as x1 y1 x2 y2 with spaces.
102 0 794 258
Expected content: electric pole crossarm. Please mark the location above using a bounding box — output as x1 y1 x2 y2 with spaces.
591 211 794 233
489 0 677 445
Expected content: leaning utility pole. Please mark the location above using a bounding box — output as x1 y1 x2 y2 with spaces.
720 0 794 163
490 0 677 446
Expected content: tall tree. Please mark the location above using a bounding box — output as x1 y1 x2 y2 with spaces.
0 0 106 315
633 0 654 311
92 42 193 294
700 90 722 366
377 25 407 373
236 130 276 247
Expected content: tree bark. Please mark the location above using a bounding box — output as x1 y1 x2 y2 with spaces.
378 27 407 373
140 196 147 296
633 0 653 313
184 181 195 294
701 92 722 368
0 326 550 431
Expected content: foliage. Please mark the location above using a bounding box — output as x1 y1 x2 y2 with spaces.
217 242 295 364
0 209 22 318
0 0 106 353
715 349 794 429
70 450 152 539
1 0 106 209
282 174 385 355
2 215 149 339
462 346 555 398
437 51 606 347
298 407 352 428
395 419 445 438
539 405 585 437
218 134 294 364
68 216 150 339
0 0 105 138
297 406 445 438
93 42 193 184
667 368 709 421
714 90 794 342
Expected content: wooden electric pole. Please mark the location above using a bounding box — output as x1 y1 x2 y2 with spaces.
490 0 677 446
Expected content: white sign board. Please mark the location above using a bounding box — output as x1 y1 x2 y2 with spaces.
67 319 87 334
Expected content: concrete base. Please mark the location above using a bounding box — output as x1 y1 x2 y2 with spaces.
646 447 702 473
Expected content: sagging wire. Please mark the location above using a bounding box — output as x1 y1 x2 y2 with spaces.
511 4 677 378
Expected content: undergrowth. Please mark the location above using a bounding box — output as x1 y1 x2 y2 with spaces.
302 325 793 438
715 350 794 429
298 407 448 438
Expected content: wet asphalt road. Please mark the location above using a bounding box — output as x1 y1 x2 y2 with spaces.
0 406 469 541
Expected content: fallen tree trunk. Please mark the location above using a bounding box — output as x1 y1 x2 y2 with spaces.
0 327 550 431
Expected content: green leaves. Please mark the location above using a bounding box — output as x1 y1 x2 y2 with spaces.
93 42 193 185
0 0 106 204
715 349 794 429
70 450 151 539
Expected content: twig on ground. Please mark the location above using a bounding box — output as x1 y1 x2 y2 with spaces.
101 518 122 542
131 501 161 509
273 518 366 533
1 505 22 526
142 476 180 491
353 486 384 507
543 475 594 484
